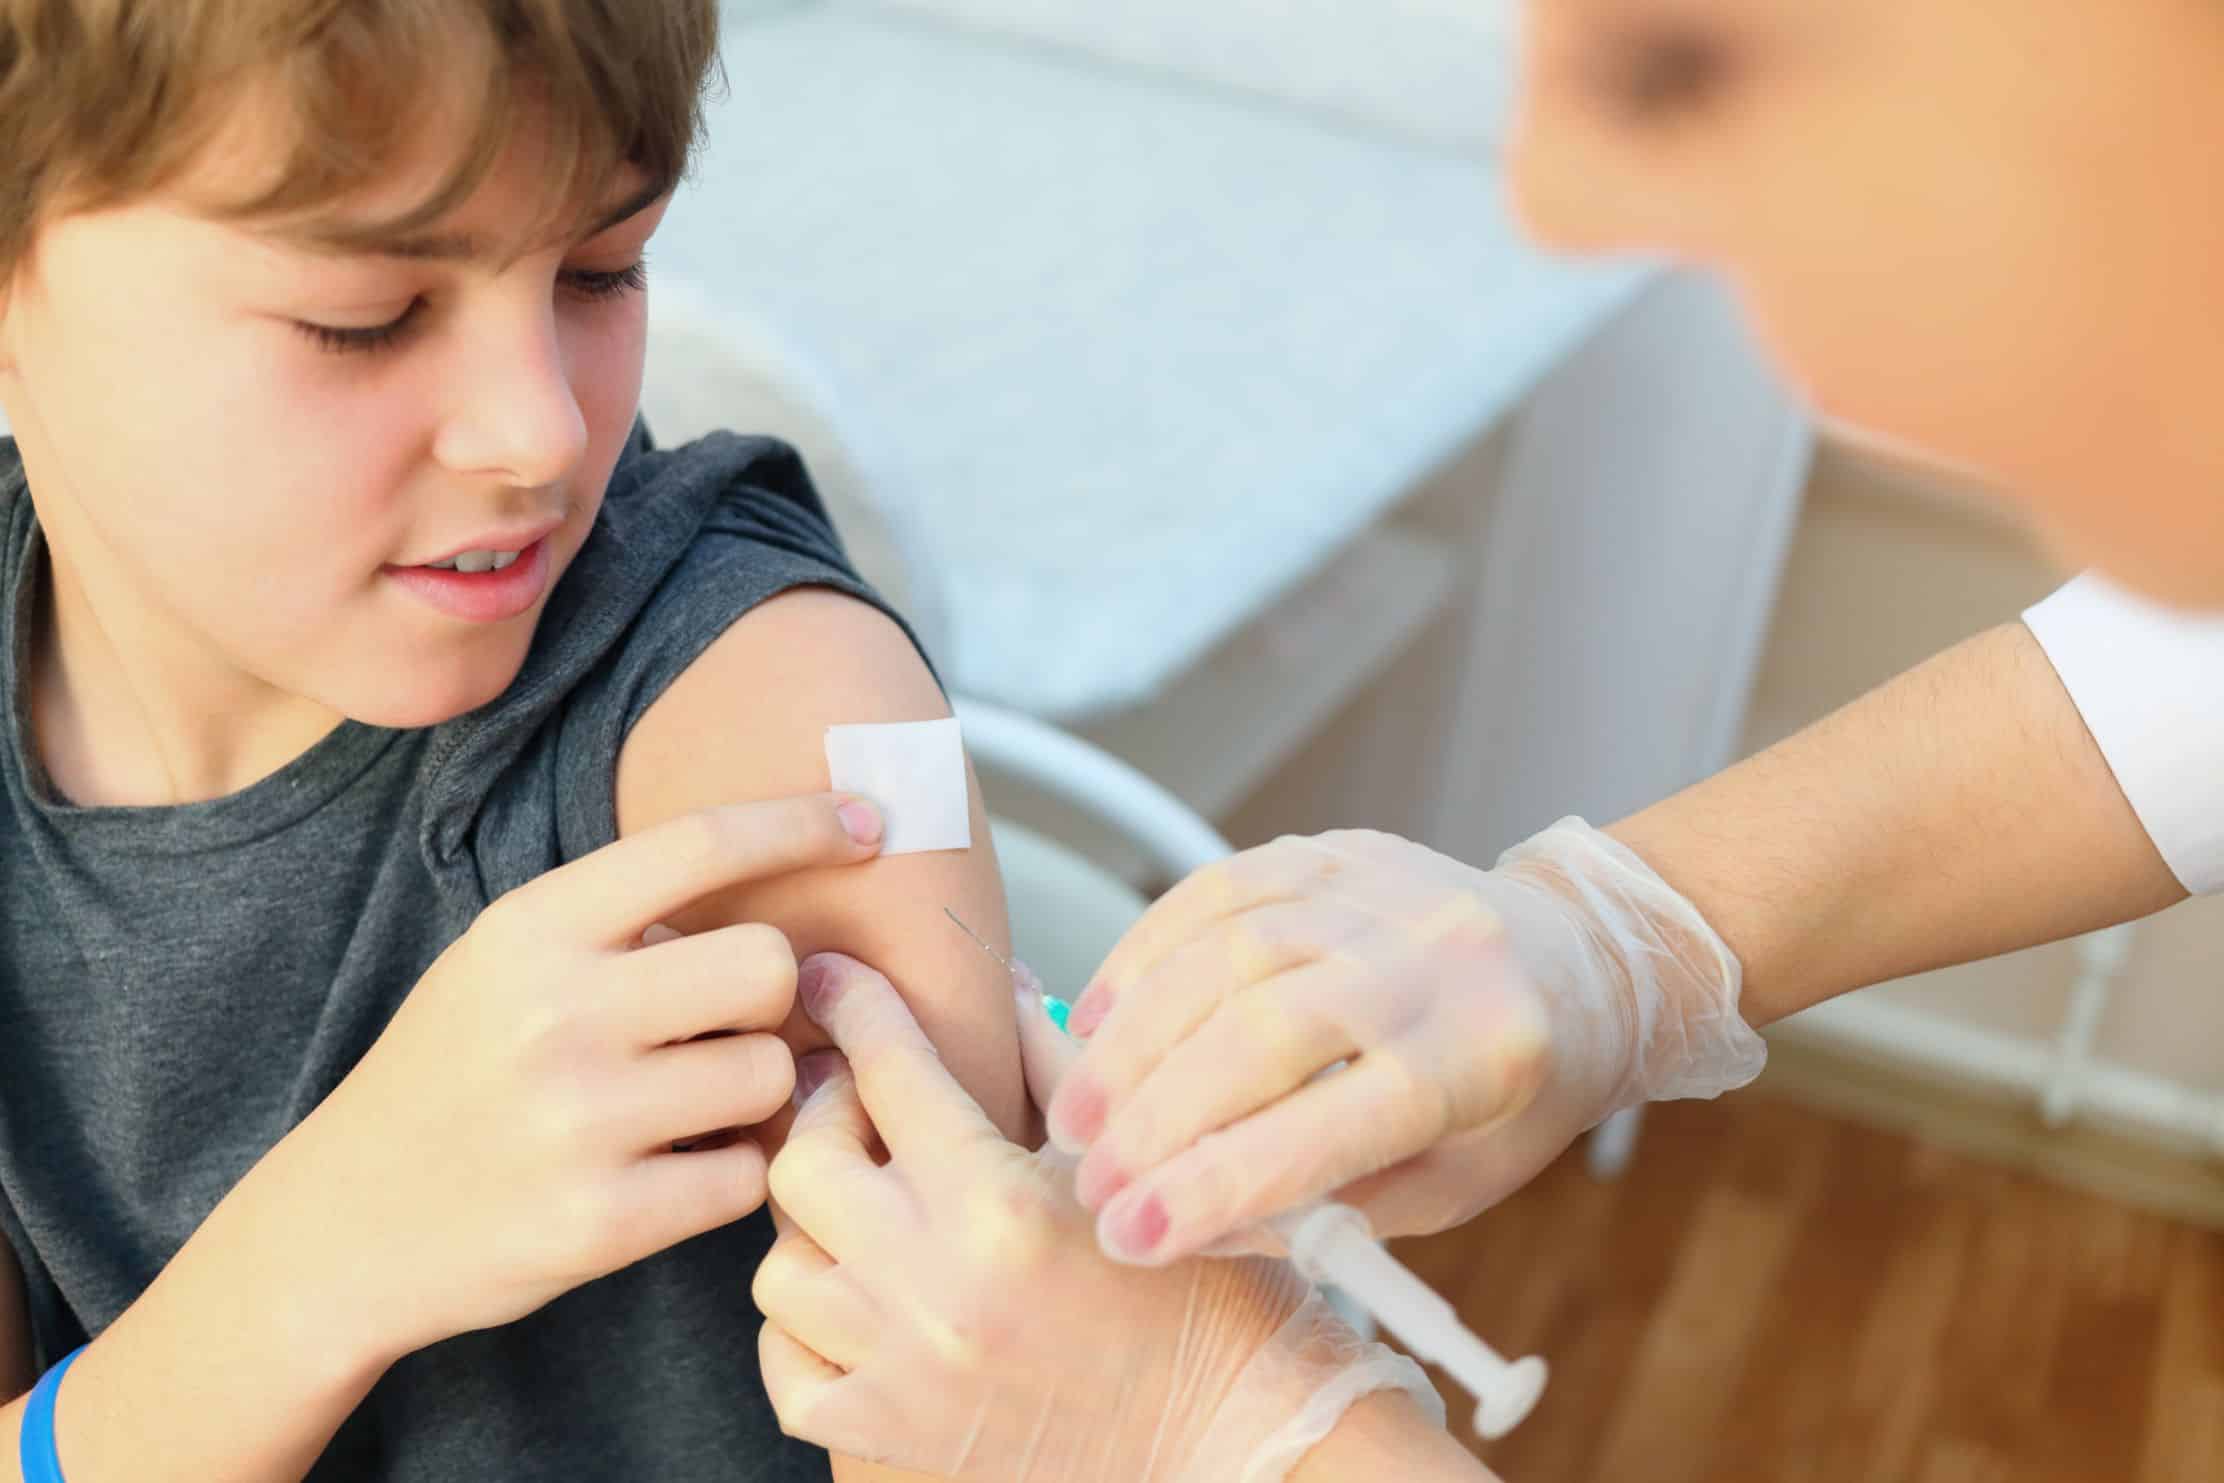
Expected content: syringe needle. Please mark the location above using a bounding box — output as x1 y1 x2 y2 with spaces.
943 907 1015 971
945 908 1064 1025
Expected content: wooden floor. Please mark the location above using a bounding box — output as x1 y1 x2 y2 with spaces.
1390 1091 2224 1482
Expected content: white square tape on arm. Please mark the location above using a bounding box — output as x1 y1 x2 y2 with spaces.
824 717 973 856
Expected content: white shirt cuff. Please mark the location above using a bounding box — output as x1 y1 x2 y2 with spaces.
2024 573 2224 895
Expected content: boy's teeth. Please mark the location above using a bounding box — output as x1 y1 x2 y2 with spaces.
427 548 521 574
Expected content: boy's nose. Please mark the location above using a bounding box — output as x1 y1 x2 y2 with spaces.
435 313 591 491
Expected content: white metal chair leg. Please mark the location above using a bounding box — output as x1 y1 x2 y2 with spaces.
2039 923 2137 1129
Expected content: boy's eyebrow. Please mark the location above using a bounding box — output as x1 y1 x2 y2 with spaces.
286 179 671 262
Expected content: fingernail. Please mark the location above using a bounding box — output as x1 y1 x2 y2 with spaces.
1051 1076 1107 1151
837 799 883 846
1012 973 1079 1039
1101 1192 1171 1265
1075 1149 1131 1211
797 956 837 1020
1066 981 1114 1038
792 1050 840 1109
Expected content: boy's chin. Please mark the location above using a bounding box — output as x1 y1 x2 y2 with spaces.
340 651 530 730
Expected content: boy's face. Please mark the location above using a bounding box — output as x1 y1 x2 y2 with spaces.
1511 0 2224 606
0 102 669 730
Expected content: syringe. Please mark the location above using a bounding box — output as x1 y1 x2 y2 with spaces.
1268 1200 1548 1439
944 911 1550 1440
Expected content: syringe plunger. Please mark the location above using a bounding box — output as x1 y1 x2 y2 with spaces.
1274 1202 1548 1440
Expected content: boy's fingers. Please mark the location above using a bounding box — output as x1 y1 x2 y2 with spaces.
506 794 884 947
800 954 1003 1165
621 1139 771 1257
617 922 799 1046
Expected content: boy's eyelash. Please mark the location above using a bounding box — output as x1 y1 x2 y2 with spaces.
300 302 421 356
565 259 650 302
296 258 650 356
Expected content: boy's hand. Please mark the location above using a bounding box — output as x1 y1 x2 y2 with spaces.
297 793 884 1361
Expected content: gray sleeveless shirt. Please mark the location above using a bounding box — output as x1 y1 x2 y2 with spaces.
0 424 916 1480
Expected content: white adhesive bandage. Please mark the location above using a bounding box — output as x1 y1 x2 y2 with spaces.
824 718 972 856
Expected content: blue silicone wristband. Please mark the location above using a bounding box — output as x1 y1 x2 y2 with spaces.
19 1344 88 1483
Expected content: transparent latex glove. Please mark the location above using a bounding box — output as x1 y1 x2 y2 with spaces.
1046 818 1768 1264
755 953 1442 1483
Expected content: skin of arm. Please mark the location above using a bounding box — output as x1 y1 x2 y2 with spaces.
614 585 1027 1483
0 616 2152 1483
1609 622 2186 1029
0 1127 400 1481
0 587 1014 1483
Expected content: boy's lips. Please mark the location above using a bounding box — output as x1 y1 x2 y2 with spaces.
383 537 553 624
404 518 565 569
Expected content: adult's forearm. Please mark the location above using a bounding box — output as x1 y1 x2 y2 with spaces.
1609 622 2184 1028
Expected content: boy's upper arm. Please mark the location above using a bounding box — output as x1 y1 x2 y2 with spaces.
618 587 1025 1482
618 587 1022 1483
1 1229 32 1403
613 584 1027 1145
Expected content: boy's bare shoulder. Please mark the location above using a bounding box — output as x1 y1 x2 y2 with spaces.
613 585 943 832
610 576 1026 1149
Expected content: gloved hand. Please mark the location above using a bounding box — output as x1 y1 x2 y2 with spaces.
754 953 1443 1482
1046 818 1767 1264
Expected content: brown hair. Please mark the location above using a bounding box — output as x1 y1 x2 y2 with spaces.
0 0 721 279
